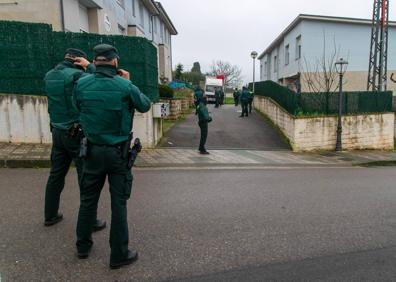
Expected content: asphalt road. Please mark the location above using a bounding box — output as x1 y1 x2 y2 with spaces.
2 167 396 281
159 105 290 150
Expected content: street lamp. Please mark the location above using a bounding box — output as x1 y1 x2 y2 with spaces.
251 51 258 94
334 58 349 152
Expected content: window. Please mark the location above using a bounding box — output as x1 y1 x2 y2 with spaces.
153 17 157 34
296 35 302 60
264 62 267 75
116 0 124 8
274 56 278 73
132 0 136 17
78 4 89 33
285 44 290 65
139 2 144 27
160 22 164 41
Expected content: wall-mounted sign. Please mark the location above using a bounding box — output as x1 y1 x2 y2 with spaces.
104 14 111 32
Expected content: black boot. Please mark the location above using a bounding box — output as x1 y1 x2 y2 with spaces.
110 250 139 269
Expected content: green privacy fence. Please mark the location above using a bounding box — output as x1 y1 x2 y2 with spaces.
0 21 159 101
249 80 393 116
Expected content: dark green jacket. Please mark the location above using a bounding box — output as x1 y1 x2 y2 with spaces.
194 89 204 106
197 102 211 123
239 89 250 103
44 61 95 130
74 65 151 145
214 90 221 99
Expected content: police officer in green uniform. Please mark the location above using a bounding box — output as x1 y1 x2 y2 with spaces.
197 94 212 154
239 86 250 117
220 89 225 106
74 44 151 269
43 48 106 232
214 87 221 108
248 89 254 114
233 88 240 106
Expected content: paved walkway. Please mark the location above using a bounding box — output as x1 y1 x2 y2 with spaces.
1 142 396 168
160 105 290 151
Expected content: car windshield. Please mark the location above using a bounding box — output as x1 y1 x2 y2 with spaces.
206 86 216 92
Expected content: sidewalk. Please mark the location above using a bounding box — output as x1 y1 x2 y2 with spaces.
1 143 396 168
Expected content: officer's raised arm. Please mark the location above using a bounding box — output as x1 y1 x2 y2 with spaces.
128 84 151 113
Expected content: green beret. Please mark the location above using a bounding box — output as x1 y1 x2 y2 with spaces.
65 48 87 58
93 44 119 60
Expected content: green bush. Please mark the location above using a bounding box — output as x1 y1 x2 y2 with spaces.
159 84 174 99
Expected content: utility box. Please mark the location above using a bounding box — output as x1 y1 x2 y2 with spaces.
153 102 170 118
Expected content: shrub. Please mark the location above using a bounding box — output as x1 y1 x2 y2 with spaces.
159 84 174 99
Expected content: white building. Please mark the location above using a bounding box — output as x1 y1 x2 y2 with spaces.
258 14 396 92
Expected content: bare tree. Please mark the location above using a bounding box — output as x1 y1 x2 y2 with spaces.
208 60 243 88
301 33 345 94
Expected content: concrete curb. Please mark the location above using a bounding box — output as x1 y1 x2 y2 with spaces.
1 159 52 168
0 158 355 169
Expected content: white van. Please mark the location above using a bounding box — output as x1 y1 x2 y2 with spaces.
204 76 224 103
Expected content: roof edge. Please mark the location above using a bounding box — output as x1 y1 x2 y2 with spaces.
155 2 178 35
258 14 396 60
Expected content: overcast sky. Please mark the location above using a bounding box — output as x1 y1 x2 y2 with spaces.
158 0 394 84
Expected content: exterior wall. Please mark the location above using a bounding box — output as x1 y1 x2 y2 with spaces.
254 96 394 152
0 0 62 30
253 96 295 142
0 94 162 148
300 71 396 93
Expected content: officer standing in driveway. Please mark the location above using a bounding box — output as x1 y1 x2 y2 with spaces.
214 87 221 108
197 94 212 154
248 88 254 114
239 86 250 117
74 44 151 269
233 88 240 106
220 88 225 106
43 48 106 232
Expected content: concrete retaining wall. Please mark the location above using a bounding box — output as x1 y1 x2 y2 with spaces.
0 94 162 148
254 96 395 152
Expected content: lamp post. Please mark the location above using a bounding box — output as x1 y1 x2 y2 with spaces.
334 58 348 152
251 51 258 94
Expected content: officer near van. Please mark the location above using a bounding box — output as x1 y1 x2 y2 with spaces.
196 93 212 154
74 44 151 269
214 87 221 108
239 86 250 117
43 48 106 232
220 88 225 106
233 88 240 106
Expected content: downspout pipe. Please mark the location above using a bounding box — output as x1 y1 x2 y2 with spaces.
60 0 65 31
150 14 157 42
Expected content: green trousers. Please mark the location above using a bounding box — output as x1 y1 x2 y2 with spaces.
76 145 132 262
199 121 208 152
241 101 249 117
45 128 82 221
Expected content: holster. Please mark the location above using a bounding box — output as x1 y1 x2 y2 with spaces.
127 138 142 169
